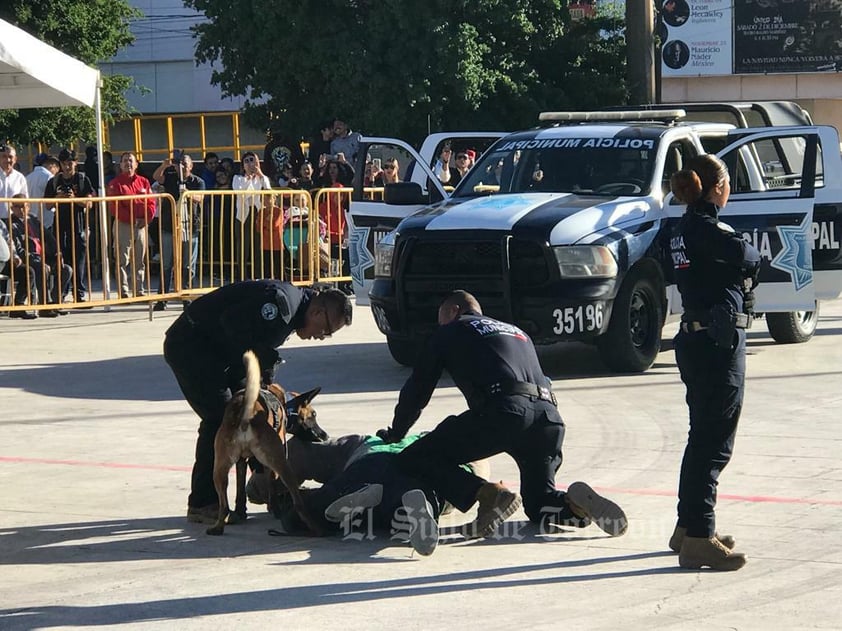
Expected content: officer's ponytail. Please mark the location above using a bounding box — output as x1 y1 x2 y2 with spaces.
670 169 703 204
670 154 728 205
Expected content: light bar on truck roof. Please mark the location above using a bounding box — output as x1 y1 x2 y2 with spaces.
538 110 687 123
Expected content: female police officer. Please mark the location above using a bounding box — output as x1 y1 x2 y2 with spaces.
669 154 760 571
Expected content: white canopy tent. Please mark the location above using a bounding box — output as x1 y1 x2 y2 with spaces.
0 18 112 298
0 17 105 192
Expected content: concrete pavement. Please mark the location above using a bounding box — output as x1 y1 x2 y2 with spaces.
1 299 841 629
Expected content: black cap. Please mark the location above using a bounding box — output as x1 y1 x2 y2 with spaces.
58 148 77 162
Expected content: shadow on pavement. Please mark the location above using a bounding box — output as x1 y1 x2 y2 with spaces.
0 517 677 629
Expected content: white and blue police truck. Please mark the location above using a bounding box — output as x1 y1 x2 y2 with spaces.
347 103 842 372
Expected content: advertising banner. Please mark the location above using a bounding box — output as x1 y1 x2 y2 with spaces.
660 0 733 76
734 0 842 73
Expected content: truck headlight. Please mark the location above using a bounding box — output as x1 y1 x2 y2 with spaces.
552 245 617 278
374 231 397 278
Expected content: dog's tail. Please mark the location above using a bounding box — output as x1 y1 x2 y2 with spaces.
241 350 261 428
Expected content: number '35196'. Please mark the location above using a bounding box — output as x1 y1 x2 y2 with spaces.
552 304 604 334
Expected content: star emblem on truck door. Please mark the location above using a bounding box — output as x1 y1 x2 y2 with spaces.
770 215 813 291
349 226 375 286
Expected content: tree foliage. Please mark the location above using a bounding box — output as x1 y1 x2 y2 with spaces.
186 0 627 144
0 0 141 146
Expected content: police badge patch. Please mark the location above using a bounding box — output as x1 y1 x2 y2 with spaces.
261 302 279 320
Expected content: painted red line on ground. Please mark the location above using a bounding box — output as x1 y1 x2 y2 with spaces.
2 456 839 507
0 455 190 472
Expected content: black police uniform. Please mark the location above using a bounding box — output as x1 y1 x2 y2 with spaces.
163 280 314 508
390 311 577 524
670 200 760 539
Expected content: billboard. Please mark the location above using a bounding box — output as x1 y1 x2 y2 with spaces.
734 0 842 73
659 0 733 76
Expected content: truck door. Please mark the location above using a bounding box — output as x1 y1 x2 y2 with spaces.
665 127 820 313
348 132 505 305
715 126 842 311
716 127 822 312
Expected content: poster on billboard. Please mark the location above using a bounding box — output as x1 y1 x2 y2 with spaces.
734 0 842 73
660 0 733 76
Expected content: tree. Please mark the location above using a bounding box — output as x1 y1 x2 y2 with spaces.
186 0 627 145
0 1 141 147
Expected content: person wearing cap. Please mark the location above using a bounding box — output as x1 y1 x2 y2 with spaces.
26 154 60 228
162 280 353 524
44 149 95 302
439 149 475 188
0 143 29 220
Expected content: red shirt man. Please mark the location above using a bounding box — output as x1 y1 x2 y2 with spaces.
107 152 155 224
106 152 156 298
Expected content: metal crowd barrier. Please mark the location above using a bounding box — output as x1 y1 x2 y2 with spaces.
184 188 319 293
1 193 175 316
2 186 360 319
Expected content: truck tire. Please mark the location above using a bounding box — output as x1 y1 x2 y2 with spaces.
765 305 819 344
387 336 418 367
596 270 664 373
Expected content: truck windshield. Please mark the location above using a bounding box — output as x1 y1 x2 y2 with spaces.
451 138 659 198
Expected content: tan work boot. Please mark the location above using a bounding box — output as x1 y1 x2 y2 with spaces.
679 536 747 571
565 481 628 536
462 482 522 539
186 503 220 525
669 525 736 553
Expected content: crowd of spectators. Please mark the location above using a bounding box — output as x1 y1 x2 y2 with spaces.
2 116 488 315
1 116 381 313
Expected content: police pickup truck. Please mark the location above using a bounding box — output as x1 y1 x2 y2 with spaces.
347 102 842 372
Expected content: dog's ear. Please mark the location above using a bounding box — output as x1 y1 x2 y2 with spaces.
287 386 321 408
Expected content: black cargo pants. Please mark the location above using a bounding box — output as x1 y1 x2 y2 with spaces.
674 328 746 538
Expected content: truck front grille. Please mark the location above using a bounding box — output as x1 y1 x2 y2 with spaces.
406 241 502 276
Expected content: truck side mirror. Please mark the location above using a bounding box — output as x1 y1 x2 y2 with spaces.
384 182 425 205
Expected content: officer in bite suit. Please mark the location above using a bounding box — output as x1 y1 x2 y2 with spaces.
669 154 760 571
377 290 628 541
163 280 352 524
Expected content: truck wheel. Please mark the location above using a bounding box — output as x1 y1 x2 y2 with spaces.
765 305 819 344
387 336 418 367
596 271 663 373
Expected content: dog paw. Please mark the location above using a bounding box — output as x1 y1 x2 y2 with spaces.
227 510 247 525
206 525 225 536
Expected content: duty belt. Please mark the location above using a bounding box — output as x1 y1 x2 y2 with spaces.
681 310 751 333
487 381 557 405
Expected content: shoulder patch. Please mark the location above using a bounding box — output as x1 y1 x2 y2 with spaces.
716 221 735 233
261 302 279 321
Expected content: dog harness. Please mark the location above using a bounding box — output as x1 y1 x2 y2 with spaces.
259 388 284 432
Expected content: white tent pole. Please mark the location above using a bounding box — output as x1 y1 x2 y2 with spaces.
94 76 112 306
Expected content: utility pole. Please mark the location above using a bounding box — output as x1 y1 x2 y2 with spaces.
626 0 656 105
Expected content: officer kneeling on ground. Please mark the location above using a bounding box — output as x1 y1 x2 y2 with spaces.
163 280 352 524
378 290 628 540
669 154 760 571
